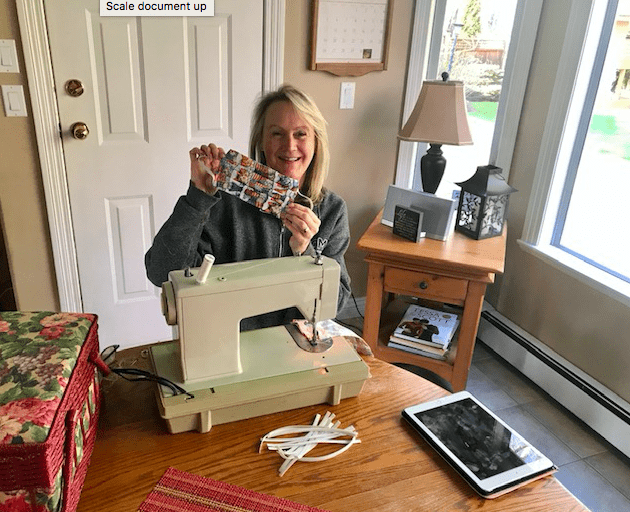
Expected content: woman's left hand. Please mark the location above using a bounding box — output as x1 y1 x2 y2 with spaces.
281 203 320 256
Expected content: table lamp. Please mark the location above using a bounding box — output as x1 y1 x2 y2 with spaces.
398 73 473 194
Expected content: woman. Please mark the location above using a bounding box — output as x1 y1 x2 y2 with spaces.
145 85 351 330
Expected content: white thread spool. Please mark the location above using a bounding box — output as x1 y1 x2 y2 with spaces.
196 254 215 284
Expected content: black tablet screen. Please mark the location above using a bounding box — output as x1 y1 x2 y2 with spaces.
414 398 540 479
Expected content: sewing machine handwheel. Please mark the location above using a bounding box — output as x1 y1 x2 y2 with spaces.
161 282 177 325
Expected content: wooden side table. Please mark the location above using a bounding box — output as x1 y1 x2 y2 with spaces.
356 210 507 391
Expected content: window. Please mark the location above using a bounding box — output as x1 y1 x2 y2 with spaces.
396 0 542 197
522 0 630 305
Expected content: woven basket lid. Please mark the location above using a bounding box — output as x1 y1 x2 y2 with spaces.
0 311 96 445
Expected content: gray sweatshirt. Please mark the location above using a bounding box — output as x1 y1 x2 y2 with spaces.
145 182 352 330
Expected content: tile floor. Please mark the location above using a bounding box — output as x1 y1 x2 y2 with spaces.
462 340 630 511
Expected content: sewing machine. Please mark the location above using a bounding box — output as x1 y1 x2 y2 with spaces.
150 255 370 434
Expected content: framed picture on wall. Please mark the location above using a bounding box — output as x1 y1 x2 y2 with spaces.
309 0 394 77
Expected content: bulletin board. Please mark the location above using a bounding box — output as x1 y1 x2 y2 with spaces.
309 0 394 77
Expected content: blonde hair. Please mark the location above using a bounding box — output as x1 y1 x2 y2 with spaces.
249 85 329 204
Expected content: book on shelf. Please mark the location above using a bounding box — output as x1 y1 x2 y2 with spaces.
387 337 449 360
391 304 460 349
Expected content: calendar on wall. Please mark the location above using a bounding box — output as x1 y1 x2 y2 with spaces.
310 0 393 77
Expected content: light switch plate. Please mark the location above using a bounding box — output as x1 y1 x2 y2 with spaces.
0 40 19 73
2 85 28 117
339 82 355 110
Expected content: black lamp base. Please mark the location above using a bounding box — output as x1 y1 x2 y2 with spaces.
420 144 446 194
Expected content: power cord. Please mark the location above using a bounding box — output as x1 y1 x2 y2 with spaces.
334 291 365 334
100 345 194 400
351 292 364 320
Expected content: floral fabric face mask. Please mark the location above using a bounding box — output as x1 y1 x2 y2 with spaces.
205 150 308 218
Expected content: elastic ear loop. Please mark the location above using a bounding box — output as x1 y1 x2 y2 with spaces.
296 189 314 210
261 426 359 453
198 156 218 188
259 412 360 476
264 426 359 461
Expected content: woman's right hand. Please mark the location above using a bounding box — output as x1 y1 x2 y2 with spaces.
189 143 225 195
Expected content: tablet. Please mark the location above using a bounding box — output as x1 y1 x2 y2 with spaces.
402 391 556 498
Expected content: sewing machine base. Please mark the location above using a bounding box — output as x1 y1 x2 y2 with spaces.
149 326 370 434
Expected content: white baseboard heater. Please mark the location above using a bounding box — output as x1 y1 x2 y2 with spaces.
478 304 630 460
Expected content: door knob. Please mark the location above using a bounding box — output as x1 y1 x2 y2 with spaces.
71 122 89 140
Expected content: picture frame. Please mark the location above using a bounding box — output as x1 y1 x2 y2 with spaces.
393 205 425 242
309 0 394 77
382 185 458 241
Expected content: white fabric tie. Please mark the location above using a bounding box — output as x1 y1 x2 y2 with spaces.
259 411 360 476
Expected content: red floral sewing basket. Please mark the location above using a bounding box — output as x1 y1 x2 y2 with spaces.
0 311 104 512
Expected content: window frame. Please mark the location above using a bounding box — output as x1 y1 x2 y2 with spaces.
519 0 630 307
395 0 543 189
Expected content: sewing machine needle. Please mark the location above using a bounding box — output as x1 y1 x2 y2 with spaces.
310 320 319 346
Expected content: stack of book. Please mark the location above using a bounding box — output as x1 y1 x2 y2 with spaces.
388 304 460 360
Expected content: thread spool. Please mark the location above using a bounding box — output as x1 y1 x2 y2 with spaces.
196 254 215 284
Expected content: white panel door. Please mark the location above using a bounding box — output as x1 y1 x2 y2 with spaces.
43 0 263 348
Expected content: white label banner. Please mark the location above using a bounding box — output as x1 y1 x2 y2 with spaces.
101 1 215 16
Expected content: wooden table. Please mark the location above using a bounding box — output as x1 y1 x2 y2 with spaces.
356 210 508 392
75 345 587 512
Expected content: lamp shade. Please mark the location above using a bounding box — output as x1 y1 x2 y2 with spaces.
398 80 473 146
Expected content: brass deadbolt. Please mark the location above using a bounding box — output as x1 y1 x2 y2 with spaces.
65 79 85 97
71 122 89 140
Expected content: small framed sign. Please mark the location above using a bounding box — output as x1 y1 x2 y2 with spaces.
393 205 425 242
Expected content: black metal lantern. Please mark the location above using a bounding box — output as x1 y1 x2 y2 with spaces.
455 165 517 240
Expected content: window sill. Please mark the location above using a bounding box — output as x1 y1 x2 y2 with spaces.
517 239 630 308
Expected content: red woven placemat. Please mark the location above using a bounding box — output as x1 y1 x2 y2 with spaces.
138 467 328 512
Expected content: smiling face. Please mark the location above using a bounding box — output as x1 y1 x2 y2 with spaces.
262 101 316 184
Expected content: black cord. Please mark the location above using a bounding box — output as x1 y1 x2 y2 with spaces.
351 292 364 320
100 345 194 400
334 318 363 336
0 286 13 302
334 291 365 334
111 367 195 400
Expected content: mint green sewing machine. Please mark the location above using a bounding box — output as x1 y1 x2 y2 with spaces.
151 255 370 434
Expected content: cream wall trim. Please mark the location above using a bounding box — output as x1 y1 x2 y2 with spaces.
395 0 435 189
16 0 83 312
517 240 630 308
488 0 543 179
518 0 630 304
18 1 285 313
479 302 630 459
522 0 598 246
264 0 285 92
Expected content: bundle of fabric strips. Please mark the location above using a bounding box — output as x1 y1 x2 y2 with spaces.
259 412 360 476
